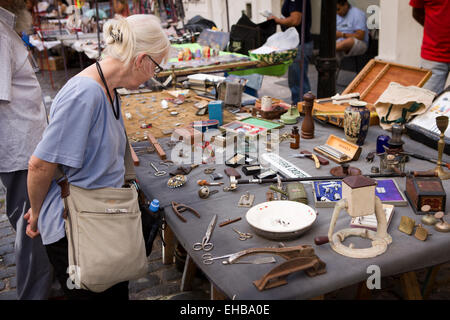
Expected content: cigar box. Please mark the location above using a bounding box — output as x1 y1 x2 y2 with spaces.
405 176 446 215
298 59 432 128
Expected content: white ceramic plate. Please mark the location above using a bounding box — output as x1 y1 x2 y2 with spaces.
245 201 317 240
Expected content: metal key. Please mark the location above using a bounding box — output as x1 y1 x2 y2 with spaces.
150 162 167 176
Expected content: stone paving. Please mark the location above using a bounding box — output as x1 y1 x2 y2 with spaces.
0 58 448 300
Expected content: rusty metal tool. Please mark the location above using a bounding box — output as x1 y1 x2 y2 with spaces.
219 217 242 227
171 201 200 223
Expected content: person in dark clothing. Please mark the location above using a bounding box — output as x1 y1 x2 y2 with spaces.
269 0 313 104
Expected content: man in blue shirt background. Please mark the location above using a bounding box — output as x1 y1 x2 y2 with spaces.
335 0 368 60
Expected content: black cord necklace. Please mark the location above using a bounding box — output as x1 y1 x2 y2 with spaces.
96 61 120 120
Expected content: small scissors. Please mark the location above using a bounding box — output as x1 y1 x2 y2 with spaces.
193 214 217 252
232 228 252 241
201 253 232 265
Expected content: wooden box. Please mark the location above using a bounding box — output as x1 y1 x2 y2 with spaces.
298 59 432 127
172 127 202 145
313 134 361 164
405 176 446 215
38 56 64 71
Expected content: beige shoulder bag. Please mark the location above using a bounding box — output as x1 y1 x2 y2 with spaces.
58 140 147 293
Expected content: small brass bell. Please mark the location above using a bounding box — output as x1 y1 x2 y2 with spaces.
198 186 210 199
434 211 450 233
421 205 438 226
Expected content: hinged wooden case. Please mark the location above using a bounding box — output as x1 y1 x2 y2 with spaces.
313 134 361 163
298 59 431 127
405 176 446 215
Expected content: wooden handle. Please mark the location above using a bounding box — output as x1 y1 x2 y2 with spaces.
147 133 166 160
300 150 329 165
129 143 140 166
314 236 329 245
412 170 437 177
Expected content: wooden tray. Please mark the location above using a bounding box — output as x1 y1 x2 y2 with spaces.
298 59 432 128
120 90 236 141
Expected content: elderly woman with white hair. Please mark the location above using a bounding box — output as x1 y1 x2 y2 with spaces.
25 14 170 300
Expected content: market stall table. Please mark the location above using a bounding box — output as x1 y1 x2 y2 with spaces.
133 120 450 300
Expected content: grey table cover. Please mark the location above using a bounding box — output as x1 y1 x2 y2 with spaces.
134 120 450 300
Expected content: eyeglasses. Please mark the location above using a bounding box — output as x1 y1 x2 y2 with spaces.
146 55 164 74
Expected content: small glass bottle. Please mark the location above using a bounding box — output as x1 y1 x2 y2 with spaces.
290 126 300 149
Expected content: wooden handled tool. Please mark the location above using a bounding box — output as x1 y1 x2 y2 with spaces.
314 236 330 245
147 133 166 160
197 179 223 186
300 150 329 165
129 143 140 166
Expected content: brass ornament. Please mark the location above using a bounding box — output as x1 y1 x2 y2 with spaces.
167 174 187 188
434 211 450 233
414 224 429 241
398 216 416 235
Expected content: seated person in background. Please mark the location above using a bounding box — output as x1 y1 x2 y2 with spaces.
114 0 130 17
335 0 369 62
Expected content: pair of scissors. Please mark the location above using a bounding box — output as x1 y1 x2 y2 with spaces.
232 228 252 241
193 214 217 252
201 253 232 265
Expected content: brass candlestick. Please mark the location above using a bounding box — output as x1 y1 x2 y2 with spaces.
434 116 450 180
414 116 450 180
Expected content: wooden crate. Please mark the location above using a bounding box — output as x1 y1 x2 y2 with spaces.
38 56 64 71
298 59 432 127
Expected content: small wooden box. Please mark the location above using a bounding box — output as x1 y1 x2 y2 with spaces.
298 59 432 128
343 175 377 217
313 134 361 164
172 127 202 145
405 176 446 215
38 56 64 71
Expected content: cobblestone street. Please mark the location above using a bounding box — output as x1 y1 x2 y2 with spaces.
0 64 448 300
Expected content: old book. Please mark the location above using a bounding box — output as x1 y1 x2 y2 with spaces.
350 204 394 231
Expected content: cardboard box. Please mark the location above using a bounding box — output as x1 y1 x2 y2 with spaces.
38 56 64 71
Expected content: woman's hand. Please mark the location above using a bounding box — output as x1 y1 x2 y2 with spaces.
24 208 40 238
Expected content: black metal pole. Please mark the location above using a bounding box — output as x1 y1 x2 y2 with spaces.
299 0 307 101
94 0 101 60
316 0 337 98
236 172 406 185
225 0 230 32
